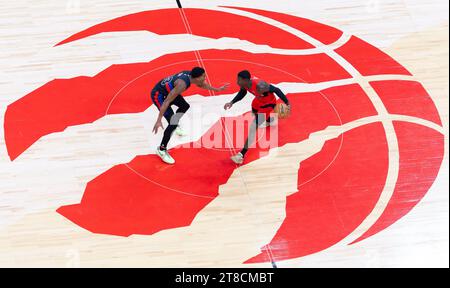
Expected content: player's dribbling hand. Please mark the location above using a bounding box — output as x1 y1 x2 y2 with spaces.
153 120 164 134
224 102 233 110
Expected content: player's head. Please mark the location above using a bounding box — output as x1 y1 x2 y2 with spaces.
190 67 206 85
237 70 251 88
256 80 270 95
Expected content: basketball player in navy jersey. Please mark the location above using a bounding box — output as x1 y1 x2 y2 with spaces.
152 67 229 164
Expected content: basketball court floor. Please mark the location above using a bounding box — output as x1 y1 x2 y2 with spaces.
0 0 448 267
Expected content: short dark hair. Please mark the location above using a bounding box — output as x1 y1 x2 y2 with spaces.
191 67 205 78
238 70 251 80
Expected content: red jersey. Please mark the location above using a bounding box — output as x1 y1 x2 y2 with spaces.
245 77 277 116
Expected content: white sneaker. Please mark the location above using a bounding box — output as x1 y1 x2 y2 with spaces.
175 126 188 137
156 147 175 164
231 152 244 164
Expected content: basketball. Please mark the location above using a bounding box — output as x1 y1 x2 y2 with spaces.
274 103 290 119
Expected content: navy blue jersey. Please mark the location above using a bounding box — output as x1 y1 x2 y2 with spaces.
154 70 191 96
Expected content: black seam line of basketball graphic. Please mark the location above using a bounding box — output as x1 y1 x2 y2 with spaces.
176 0 183 9
175 6 333 266
175 4 278 267
178 9 279 265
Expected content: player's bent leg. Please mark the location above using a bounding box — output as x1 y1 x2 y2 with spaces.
259 104 277 128
172 95 190 137
157 123 178 164
231 112 265 164
157 96 191 164
151 90 177 164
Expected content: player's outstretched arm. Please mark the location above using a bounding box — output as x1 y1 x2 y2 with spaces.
224 88 247 110
198 82 230 92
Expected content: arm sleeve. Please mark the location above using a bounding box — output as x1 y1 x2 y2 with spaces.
269 85 289 105
231 88 248 104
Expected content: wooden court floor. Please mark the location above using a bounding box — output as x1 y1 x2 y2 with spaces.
0 0 448 267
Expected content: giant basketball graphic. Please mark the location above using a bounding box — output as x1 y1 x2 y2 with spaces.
4 6 445 264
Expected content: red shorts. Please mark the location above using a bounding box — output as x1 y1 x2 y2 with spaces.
251 96 277 118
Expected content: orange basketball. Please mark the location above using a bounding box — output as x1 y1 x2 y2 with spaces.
274 103 290 119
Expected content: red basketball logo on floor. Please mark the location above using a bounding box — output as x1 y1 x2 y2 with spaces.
4 7 444 263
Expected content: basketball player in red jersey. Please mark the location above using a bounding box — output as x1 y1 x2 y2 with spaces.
224 70 291 164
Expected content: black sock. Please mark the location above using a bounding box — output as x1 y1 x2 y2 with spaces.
160 124 178 150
